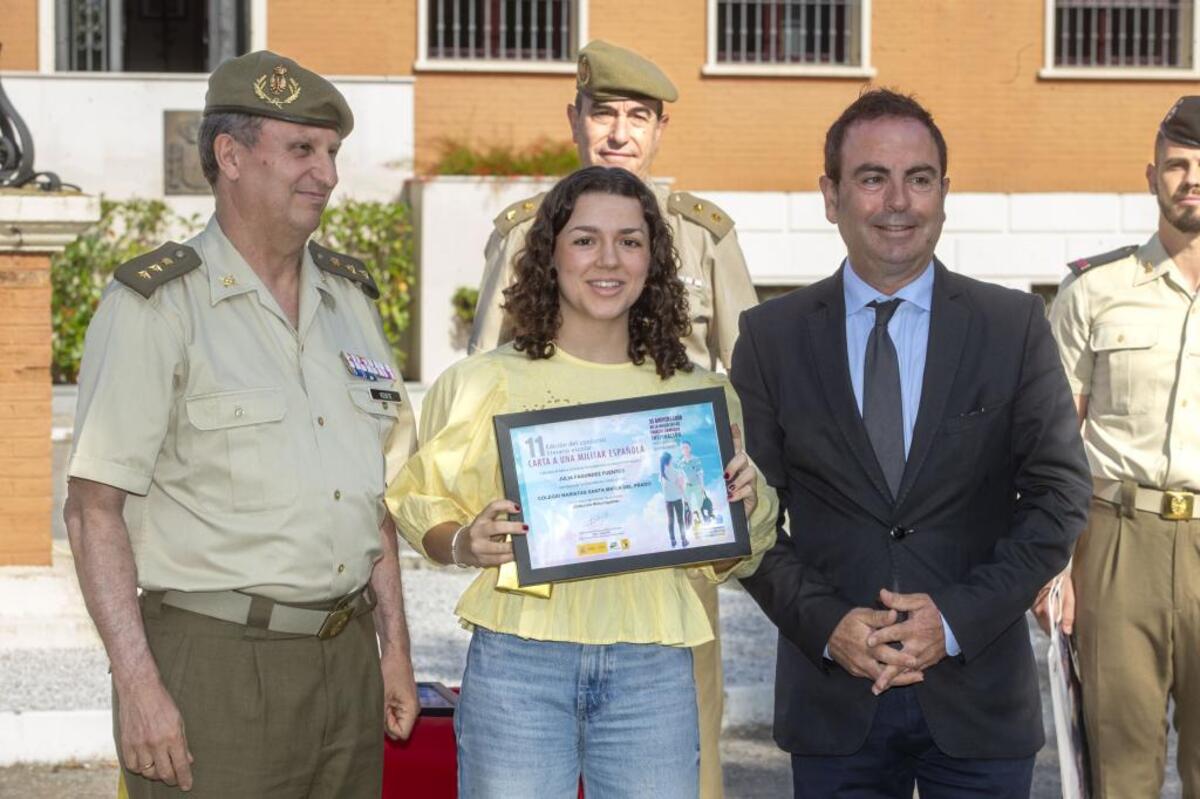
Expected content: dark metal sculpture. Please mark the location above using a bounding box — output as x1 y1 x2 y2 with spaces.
0 43 70 191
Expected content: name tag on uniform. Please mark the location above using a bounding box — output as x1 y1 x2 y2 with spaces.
340 350 396 382
370 389 402 403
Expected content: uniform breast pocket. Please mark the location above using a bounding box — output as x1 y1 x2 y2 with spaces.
1091 325 1159 414
346 385 402 482
184 387 296 512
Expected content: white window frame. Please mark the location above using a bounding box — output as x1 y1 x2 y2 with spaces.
36 0 267 75
702 0 875 78
1039 0 1200 80
415 0 587 74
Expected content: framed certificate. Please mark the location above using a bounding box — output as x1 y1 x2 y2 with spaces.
494 387 750 585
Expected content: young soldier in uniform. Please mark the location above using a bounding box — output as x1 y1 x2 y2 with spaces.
1036 95 1200 798
467 39 759 798
64 51 420 798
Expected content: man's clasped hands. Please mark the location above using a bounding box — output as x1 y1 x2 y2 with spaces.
827 589 950 696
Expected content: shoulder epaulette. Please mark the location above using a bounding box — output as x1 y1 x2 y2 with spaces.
113 242 201 298
309 240 379 300
668 192 735 242
1067 244 1138 277
493 193 546 237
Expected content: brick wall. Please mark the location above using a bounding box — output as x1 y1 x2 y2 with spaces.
0 0 39 70
0 1 1193 191
267 0 416 76
0 252 51 565
412 0 1198 192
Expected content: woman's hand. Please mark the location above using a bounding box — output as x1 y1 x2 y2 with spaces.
724 423 758 520
452 499 527 568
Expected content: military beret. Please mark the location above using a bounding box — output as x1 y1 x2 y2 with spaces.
1160 96 1200 148
576 40 678 104
204 50 354 138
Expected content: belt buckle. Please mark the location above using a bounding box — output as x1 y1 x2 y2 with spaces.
316 594 356 640
1161 491 1194 521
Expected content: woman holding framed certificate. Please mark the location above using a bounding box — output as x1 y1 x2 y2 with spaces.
386 166 777 798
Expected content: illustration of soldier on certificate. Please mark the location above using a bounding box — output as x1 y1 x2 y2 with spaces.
494 388 751 586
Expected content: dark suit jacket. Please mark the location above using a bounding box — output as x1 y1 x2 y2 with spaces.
732 262 1091 759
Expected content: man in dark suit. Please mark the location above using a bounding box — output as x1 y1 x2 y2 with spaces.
732 89 1092 797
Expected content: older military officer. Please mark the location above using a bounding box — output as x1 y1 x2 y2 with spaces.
1035 96 1200 797
64 51 419 798
467 39 758 798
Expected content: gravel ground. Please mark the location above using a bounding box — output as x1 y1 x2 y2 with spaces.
0 727 1180 799
0 727 789 799
0 648 111 713
0 562 771 714
0 562 1182 797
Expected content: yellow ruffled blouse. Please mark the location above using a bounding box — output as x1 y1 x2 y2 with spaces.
386 344 778 648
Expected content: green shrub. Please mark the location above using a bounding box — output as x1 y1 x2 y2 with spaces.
52 198 417 382
433 137 579 176
317 199 415 369
51 199 199 383
451 285 480 326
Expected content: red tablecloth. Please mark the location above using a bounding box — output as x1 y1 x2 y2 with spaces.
382 712 458 798
382 684 583 798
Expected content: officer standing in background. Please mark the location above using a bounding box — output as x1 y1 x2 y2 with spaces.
468 39 759 798
64 51 419 797
1036 95 1200 798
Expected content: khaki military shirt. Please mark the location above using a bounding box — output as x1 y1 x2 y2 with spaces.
468 182 758 370
1050 233 1200 490
68 217 417 602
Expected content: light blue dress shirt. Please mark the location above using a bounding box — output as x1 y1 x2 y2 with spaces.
843 260 932 457
823 261 961 659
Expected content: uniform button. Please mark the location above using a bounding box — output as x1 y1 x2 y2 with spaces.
1117 334 1125 343
334 490 342 501
337 564 345 574
381 402 388 410
1183 400 1190 408
318 416 326 426
234 406 244 418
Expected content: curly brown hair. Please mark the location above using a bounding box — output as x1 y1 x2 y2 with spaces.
503 165 693 379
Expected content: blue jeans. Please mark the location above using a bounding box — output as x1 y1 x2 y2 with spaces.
455 626 699 798
790 686 1034 798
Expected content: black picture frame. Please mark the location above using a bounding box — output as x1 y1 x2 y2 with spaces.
417 681 458 717
493 387 750 586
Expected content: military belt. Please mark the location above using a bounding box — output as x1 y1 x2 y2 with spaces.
146 585 376 640
1093 477 1200 521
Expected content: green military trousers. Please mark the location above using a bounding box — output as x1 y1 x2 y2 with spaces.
118 596 384 798
1074 495 1200 799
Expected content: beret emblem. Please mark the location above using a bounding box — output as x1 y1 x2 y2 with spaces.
254 64 302 109
577 55 591 87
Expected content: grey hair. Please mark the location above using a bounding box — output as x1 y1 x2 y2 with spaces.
198 112 265 186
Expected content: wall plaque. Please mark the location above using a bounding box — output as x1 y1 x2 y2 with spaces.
164 110 208 195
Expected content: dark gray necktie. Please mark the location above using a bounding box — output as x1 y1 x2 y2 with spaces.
864 299 905 499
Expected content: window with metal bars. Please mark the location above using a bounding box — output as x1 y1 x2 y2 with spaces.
56 0 250 73
1053 0 1194 68
714 0 863 66
425 0 579 62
